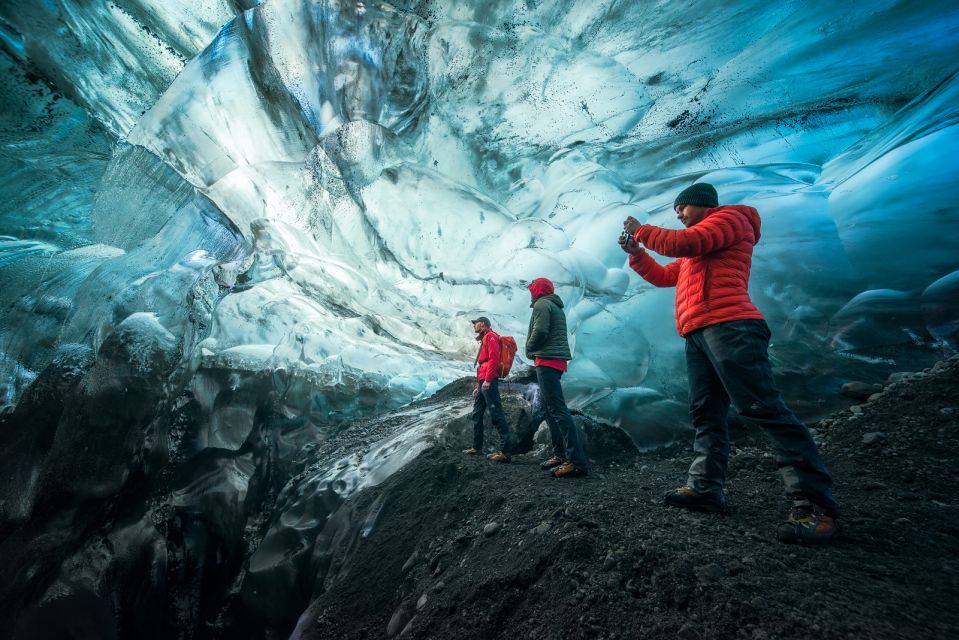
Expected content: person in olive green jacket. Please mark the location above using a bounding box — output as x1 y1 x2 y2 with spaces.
526 277 588 478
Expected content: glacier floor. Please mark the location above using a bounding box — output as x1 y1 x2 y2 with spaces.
2 359 958 639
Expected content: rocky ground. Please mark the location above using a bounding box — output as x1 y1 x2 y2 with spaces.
289 357 959 640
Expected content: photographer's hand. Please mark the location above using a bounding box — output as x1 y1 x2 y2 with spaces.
618 235 644 255
623 216 642 236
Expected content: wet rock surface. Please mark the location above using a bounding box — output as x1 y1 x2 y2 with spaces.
1 358 958 639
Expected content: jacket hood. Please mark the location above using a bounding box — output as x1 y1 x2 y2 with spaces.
708 205 761 244
528 281 565 310
537 293 564 309
528 277 554 301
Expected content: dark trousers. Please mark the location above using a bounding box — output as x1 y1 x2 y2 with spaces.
472 379 511 452
685 319 838 516
535 366 588 469
530 400 565 459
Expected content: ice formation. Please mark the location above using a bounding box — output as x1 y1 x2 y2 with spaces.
3 0 956 428
0 1 958 634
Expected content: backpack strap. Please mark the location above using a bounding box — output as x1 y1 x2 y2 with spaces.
474 330 491 367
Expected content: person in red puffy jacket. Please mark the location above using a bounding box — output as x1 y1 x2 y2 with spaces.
619 182 839 544
464 316 512 462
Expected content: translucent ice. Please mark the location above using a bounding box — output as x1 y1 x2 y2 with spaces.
2 0 959 437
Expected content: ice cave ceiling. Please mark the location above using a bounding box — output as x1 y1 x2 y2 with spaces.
1 0 958 435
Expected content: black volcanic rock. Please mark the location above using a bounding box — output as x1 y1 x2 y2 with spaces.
2 358 958 639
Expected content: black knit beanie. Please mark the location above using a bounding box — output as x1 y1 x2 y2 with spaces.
673 182 719 209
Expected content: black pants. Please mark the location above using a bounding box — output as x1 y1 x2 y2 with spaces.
685 320 838 516
472 379 510 452
535 366 588 469
529 396 565 459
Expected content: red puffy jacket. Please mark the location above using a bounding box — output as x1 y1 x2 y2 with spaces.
476 329 501 383
628 205 765 336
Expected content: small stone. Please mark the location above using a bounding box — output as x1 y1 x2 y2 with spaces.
941 407 956 417
603 553 618 571
696 563 725 582
432 581 446 593
850 405 864 415
887 372 914 385
387 606 411 638
862 432 887 446
483 522 503 537
531 522 551 536
416 593 428 611
401 550 420 574
867 393 882 403
841 381 883 400
399 616 417 638
564 507 578 520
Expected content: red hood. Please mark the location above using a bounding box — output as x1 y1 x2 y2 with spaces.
528 277 555 301
707 205 761 244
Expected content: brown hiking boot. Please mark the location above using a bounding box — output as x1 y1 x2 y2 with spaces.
463 447 479 455
552 462 587 478
777 507 840 545
487 451 512 463
664 486 727 513
540 455 566 470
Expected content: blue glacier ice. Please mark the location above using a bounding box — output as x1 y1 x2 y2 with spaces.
3 0 957 431
1 0 958 636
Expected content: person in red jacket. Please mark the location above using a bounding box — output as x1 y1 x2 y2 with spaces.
464 316 512 462
619 182 839 544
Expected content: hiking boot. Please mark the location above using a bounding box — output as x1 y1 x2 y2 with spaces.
540 455 566 470
463 447 479 455
552 462 588 478
777 507 840 545
487 451 512 463
663 486 727 513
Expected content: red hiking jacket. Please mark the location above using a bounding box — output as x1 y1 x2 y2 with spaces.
628 205 765 336
476 329 501 383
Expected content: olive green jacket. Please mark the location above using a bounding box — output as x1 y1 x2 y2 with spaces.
525 293 572 360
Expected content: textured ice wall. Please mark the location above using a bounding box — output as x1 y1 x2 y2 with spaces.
1 0 959 438
2 2 959 638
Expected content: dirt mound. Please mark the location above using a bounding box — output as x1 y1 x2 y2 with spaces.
290 357 959 640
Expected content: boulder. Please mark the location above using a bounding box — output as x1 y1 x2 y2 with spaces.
840 381 882 400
